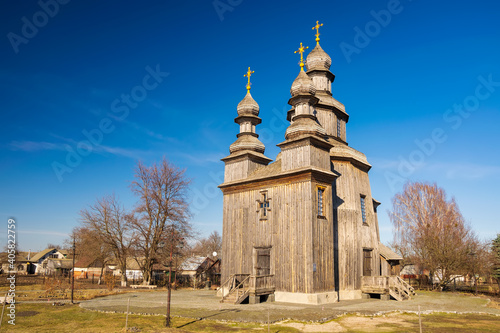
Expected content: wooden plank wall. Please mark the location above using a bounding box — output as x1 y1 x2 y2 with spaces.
281 145 330 171
332 160 380 291
312 181 335 292
315 106 347 142
222 178 337 294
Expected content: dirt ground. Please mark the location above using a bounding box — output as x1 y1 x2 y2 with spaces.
80 289 500 323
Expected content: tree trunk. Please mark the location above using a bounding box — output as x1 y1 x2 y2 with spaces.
142 270 151 285
120 261 128 287
98 266 104 285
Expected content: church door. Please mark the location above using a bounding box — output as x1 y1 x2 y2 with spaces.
253 247 271 276
363 249 372 276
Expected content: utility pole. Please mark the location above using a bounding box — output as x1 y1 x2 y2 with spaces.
71 237 75 304
166 229 174 327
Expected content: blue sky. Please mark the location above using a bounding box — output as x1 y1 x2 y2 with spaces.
1 0 499 252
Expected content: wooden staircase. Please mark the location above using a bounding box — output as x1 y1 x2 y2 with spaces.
389 276 415 301
219 274 251 304
362 276 415 301
219 274 275 304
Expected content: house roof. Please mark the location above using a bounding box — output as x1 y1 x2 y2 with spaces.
180 256 209 271
29 248 57 262
0 252 32 263
126 257 143 270
379 243 403 261
400 264 418 275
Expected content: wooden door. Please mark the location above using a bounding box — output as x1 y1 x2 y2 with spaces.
363 249 372 276
254 247 271 276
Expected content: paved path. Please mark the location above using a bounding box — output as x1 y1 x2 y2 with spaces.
80 289 500 323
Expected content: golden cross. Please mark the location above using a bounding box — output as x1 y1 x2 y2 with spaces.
312 21 324 44
244 67 254 91
294 42 309 71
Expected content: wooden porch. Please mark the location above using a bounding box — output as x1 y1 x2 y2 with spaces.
219 274 275 304
361 276 415 301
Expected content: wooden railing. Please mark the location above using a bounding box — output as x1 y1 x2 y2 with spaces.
362 276 390 291
219 274 250 302
249 274 274 291
393 276 415 297
361 276 413 301
220 274 274 303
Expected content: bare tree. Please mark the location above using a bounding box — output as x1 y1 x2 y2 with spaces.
69 226 112 284
79 194 133 287
192 231 222 259
389 182 476 288
130 158 191 285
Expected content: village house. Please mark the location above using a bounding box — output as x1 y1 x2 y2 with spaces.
179 256 215 288
219 22 411 305
0 252 32 274
26 248 68 275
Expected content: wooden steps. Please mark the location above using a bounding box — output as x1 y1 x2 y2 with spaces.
219 273 275 304
362 275 415 301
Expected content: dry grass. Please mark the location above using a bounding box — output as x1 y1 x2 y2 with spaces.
2 303 500 333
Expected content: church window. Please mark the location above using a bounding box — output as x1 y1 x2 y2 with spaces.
258 191 270 219
360 195 367 225
317 186 326 216
363 249 372 276
337 118 341 138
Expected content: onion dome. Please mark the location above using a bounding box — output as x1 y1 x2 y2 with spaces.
237 91 259 116
290 70 316 97
229 134 265 154
306 43 332 71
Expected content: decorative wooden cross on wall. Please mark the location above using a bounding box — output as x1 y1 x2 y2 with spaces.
257 191 271 218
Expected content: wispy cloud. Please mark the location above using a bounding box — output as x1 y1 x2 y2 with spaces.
429 163 500 180
8 140 67 152
7 139 150 160
174 151 224 165
107 115 179 143
17 230 69 237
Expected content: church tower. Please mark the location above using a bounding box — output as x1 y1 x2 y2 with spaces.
221 67 272 182
219 22 402 305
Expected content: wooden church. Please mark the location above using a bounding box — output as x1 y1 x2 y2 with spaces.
219 22 411 304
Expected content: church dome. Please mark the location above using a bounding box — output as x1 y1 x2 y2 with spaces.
229 134 265 154
290 70 316 97
237 91 260 116
306 44 332 71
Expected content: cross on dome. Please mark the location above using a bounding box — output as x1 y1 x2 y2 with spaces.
294 42 309 71
312 21 324 44
244 67 255 92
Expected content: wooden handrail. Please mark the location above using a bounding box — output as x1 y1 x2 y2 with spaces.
220 274 275 303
